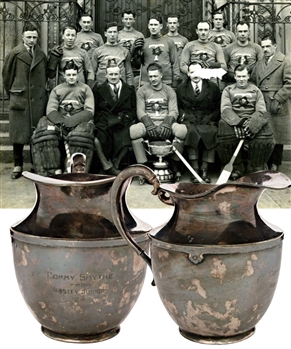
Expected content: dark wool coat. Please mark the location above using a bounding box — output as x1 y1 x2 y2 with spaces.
92 80 137 158
251 51 291 145
2 43 49 144
176 78 221 150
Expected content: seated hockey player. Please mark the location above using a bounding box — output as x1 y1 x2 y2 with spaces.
31 59 94 176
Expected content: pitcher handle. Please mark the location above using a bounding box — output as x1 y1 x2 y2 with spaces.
111 165 160 269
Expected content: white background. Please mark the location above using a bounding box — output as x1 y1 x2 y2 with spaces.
0 208 290 348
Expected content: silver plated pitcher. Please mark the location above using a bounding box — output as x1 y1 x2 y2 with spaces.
111 165 291 344
10 171 151 343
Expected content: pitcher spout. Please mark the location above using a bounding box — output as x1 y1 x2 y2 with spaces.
154 170 290 245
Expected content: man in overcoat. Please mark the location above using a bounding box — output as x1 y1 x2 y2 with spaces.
176 62 221 183
93 63 137 175
2 23 50 179
251 35 291 170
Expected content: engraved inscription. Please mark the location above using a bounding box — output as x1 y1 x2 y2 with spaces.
46 272 114 301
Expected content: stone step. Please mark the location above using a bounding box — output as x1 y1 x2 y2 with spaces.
0 145 31 163
0 111 9 120
0 132 10 145
0 120 9 132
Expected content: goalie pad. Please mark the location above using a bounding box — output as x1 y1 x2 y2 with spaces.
32 138 61 176
31 116 61 176
66 121 94 172
247 139 274 173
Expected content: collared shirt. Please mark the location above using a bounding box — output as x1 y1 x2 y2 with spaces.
109 81 122 98
191 80 202 94
266 54 275 64
24 44 34 55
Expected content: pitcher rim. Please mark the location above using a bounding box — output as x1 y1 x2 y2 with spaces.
22 171 116 187
10 228 149 248
158 170 291 199
149 232 284 254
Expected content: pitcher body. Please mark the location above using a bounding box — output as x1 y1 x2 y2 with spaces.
111 166 290 344
11 172 150 343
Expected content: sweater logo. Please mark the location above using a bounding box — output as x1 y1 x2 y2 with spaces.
81 42 91 51
146 98 166 116
199 52 209 61
235 53 251 65
214 36 224 45
234 93 252 107
120 39 133 51
239 96 249 106
60 100 80 114
190 50 213 68
149 44 164 61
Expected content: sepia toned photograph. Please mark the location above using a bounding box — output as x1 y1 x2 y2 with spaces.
0 1 290 348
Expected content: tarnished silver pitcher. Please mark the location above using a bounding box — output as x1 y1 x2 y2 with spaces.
10 171 151 343
111 165 290 344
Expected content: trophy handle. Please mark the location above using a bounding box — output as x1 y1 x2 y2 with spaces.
110 165 160 269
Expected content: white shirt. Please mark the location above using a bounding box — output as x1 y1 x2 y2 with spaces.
191 80 202 94
110 81 122 98
266 54 275 64
24 44 34 55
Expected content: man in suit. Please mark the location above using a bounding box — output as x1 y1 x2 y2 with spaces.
2 23 50 179
93 62 137 175
176 62 221 183
251 35 291 171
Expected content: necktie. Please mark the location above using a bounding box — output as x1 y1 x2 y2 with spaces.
113 84 119 101
28 47 33 57
195 83 200 96
265 56 269 65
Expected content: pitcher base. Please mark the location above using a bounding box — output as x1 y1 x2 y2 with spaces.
179 327 255 345
41 326 120 343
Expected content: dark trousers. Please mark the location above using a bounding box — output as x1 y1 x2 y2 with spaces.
13 143 24 167
268 144 284 167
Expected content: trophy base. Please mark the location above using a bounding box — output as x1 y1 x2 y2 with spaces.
179 327 255 345
41 326 120 343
